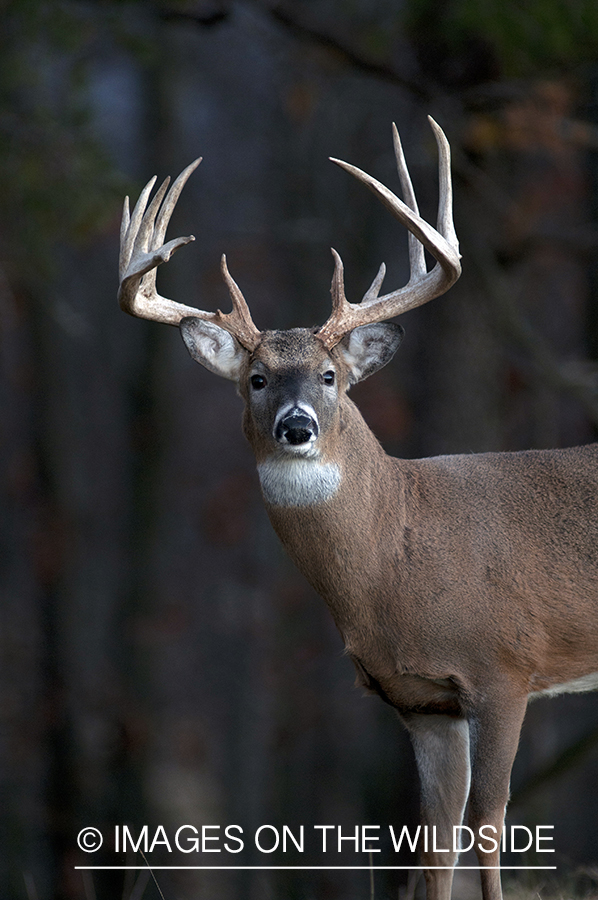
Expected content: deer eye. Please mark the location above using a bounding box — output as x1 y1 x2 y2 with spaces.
321 370 335 386
250 374 267 390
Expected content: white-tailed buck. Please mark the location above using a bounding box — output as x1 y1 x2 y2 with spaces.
118 118 598 900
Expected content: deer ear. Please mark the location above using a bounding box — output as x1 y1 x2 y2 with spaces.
338 323 404 385
180 317 246 382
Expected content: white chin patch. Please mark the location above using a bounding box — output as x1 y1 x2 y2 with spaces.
279 440 318 457
257 458 341 507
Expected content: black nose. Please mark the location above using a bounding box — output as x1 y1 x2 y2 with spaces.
276 410 318 445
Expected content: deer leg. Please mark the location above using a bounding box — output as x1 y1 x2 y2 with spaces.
466 693 528 900
403 713 471 900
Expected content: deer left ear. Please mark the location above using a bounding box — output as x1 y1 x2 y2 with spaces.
338 323 404 384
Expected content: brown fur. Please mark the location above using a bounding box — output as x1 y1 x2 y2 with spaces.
121 141 597 899
234 328 598 900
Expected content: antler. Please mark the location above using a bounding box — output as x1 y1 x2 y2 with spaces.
118 158 262 352
316 116 461 349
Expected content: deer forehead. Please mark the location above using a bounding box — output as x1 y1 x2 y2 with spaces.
247 328 338 376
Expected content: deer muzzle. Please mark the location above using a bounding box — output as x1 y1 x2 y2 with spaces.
275 407 319 446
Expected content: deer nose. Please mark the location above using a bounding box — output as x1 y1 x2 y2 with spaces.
276 408 319 445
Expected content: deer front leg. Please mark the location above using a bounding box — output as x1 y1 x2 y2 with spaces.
403 713 471 900
467 692 528 900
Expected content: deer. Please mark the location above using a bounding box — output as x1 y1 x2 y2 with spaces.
117 117 598 900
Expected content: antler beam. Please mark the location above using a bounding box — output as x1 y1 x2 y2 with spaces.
118 158 262 352
316 116 461 349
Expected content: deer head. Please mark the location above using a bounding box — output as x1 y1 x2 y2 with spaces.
118 118 460 493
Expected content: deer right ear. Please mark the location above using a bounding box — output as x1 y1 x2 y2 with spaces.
180 317 246 382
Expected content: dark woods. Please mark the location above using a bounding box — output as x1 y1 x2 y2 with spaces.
1 2 598 899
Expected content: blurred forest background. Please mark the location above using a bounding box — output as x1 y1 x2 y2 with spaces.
2 1 598 899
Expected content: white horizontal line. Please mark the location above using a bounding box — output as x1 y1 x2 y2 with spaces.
74 866 557 871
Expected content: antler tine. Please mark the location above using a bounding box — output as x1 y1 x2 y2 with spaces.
361 262 386 305
218 255 263 351
117 158 261 351
317 119 461 349
137 157 200 297
330 248 347 311
393 123 426 281
135 175 171 258
119 174 157 280
360 125 425 305
154 160 200 248
428 115 459 249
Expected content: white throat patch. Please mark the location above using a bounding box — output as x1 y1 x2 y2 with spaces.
257 458 341 507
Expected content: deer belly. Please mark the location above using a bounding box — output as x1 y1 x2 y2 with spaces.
528 670 598 700
257 458 341 507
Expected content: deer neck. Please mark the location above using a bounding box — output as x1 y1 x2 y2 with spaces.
256 395 389 508
256 396 403 634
